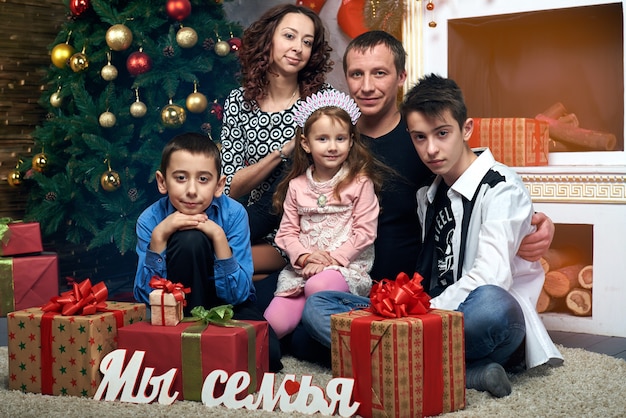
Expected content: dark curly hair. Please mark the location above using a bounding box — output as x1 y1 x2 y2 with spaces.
239 4 333 103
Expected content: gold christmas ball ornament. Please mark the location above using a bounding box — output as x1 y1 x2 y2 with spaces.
186 91 208 113
49 91 63 108
32 153 48 172
214 40 231 56
99 111 116 128
100 170 121 192
176 27 198 48
161 102 186 128
51 43 75 68
7 169 22 187
101 63 118 81
105 24 133 51
69 52 89 72
130 100 147 118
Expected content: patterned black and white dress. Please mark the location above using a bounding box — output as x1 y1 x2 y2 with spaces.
220 87 298 205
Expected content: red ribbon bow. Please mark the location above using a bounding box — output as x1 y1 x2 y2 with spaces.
368 272 431 318
42 278 108 316
149 276 190 306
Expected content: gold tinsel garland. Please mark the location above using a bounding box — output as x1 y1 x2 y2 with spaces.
364 0 405 38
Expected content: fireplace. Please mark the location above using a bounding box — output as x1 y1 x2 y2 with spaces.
405 0 626 337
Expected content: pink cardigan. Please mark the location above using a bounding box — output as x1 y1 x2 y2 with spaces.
274 166 379 296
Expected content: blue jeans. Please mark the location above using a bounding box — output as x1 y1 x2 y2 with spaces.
301 285 526 368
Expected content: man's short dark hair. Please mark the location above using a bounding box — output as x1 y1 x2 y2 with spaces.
343 30 406 76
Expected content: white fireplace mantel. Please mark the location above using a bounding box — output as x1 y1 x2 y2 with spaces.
518 166 626 204
520 167 626 338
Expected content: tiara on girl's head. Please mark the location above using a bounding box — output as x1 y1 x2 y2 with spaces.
293 90 361 128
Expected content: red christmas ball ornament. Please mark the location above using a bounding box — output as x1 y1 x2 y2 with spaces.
70 0 90 16
426 1 435 11
211 101 224 121
228 37 242 53
166 0 192 21
126 49 153 76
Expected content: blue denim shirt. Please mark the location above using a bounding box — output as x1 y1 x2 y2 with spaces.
133 194 254 306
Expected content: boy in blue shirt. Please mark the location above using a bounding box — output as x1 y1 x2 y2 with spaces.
134 132 282 371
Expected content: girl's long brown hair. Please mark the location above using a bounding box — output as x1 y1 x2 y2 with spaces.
239 4 333 103
272 107 388 214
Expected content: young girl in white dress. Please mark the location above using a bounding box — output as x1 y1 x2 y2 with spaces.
264 90 385 338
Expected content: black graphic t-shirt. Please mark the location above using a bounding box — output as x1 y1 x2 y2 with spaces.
430 183 455 296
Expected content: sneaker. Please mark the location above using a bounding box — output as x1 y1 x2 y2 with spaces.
466 362 512 398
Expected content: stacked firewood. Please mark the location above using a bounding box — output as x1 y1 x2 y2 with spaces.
537 248 593 316
536 102 617 152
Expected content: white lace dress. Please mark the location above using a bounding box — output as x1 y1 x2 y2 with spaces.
274 166 379 297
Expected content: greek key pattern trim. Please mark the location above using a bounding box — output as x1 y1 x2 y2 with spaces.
521 174 626 204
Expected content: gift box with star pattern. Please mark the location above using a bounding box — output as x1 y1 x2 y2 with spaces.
7 301 146 397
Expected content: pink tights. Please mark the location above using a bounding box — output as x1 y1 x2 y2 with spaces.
264 269 349 339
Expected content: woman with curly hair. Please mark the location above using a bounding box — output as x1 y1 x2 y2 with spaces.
220 4 334 284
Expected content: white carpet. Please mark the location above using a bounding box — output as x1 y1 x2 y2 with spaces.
1 345 625 417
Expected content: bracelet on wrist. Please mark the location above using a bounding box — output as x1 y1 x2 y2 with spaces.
301 253 311 267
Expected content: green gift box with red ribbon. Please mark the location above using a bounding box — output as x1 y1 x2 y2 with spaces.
117 305 269 401
330 273 466 418
7 279 146 397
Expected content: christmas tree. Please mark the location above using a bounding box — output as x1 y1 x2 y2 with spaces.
20 0 242 258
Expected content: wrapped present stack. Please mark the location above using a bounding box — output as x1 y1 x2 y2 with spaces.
6 279 146 397
117 304 269 401
0 219 59 317
468 118 549 166
331 273 466 418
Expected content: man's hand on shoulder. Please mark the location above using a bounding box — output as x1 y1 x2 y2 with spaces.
518 212 555 262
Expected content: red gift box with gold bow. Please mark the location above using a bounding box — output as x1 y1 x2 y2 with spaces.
148 276 189 326
7 279 146 397
331 273 466 418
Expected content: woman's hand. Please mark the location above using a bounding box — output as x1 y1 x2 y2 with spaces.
280 137 296 159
